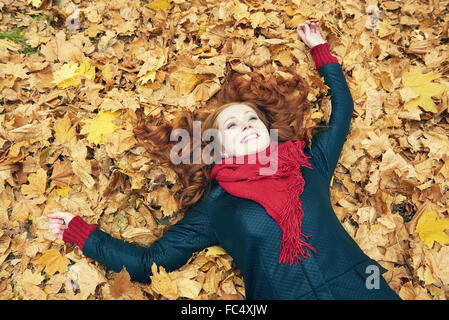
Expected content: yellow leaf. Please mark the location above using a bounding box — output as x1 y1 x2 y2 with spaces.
204 245 228 256
77 60 96 81
283 5 300 16
402 67 448 113
198 21 207 37
146 0 171 10
55 187 71 197
415 210 449 248
38 249 70 276
52 60 96 89
80 110 122 145
21 168 47 197
173 69 201 95
52 61 80 89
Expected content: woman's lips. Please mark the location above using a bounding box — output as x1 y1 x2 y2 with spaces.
241 132 259 143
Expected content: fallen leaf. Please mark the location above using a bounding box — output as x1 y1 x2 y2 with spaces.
109 267 145 299
415 210 449 248
37 249 70 276
150 263 178 300
205 246 228 257
52 61 80 89
80 110 122 145
52 60 96 89
67 260 107 299
146 0 171 10
53 114 77 146
402 67 448 113
21 168 47 197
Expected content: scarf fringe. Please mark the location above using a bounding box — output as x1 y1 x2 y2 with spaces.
277 141 316 265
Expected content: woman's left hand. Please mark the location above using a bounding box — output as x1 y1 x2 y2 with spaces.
297 20 327 49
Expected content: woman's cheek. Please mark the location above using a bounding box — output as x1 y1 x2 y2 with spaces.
224 132 237 155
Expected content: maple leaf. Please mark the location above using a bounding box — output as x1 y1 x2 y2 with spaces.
16 269 45 287
402 67 448 113
76 60 96 82
80 110 122 145
21 168 47 197
145 0 171 10
67 260 107 299
55 187 71 197
52 61 80 89
109 267 144 299
415 210 449 248
52 60 96 89
53 114 77 146
50 159 80 188
136 54 166 85
148 186 179 217
150 263 178 299
37 249 70 276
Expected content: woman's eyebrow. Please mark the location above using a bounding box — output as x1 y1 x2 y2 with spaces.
224 110 256 126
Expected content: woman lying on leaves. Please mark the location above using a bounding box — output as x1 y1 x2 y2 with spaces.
49 21 401 300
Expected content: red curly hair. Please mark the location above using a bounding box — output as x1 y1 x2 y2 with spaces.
133 66 327 213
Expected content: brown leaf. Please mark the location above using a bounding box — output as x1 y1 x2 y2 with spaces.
109 267 145 299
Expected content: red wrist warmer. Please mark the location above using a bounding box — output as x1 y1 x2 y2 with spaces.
62 215 97 251
310 42 339 69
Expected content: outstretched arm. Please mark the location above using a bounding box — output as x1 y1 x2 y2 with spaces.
49 197 217 284
298 21 354 181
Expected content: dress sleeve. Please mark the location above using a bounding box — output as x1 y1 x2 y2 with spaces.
309 44 355 182
81 197 217 284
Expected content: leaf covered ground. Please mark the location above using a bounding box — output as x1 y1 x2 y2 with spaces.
0 0 449 300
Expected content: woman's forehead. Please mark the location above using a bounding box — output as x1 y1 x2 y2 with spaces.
218 104 255 119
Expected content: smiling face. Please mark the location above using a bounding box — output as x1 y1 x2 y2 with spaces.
216 103 271 158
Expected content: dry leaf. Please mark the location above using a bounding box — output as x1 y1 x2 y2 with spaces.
109 267 145 299
21 168 47 198
150 263 178 300
2 0 449 301
415 210 449 248
80 110 122 145
37 249 70 276
402 68 448 113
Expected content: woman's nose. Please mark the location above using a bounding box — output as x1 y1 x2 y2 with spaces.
243 122 253 131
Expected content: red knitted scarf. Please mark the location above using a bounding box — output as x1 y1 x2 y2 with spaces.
210 140 316 265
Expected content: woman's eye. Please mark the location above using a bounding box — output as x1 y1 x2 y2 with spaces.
226 116 256 129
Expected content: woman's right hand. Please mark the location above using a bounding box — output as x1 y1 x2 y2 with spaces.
48 211 75 239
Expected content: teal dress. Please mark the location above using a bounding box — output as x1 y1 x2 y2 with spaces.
82 62 401 300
